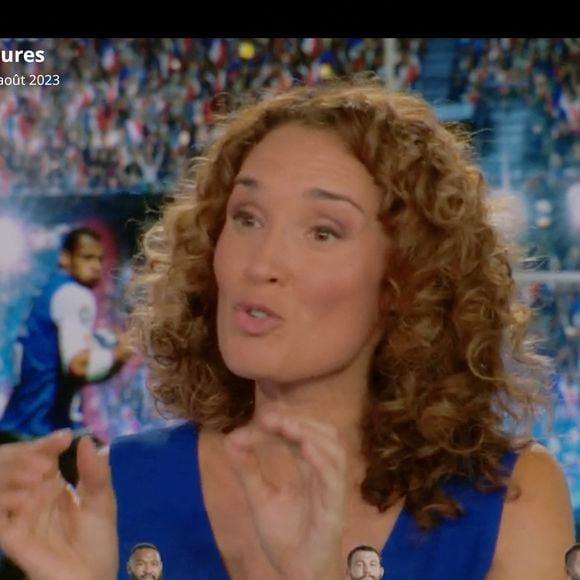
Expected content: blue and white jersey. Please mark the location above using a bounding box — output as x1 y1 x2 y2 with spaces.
0 270 96 437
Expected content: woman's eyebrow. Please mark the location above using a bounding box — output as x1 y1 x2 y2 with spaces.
305 187 365 215
233 176 366 216
233 175 260 190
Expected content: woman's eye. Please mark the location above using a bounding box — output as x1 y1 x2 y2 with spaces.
311 226 342 242
233 210 258 228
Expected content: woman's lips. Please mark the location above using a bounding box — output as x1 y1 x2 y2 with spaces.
233 303 282 336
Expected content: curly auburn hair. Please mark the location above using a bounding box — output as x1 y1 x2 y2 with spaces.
131 78 549 528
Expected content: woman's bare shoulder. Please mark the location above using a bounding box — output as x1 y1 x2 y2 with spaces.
488 443 574 579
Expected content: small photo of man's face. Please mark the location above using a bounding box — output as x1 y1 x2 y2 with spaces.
348 549 384 580
127 546 163 580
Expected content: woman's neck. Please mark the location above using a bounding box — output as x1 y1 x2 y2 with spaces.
251 372 369 482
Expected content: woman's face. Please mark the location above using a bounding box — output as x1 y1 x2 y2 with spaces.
214 124 389 386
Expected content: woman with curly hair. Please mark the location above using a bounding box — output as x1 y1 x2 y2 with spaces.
0 79 573 580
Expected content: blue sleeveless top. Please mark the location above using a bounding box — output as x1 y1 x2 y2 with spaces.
110 422 517 580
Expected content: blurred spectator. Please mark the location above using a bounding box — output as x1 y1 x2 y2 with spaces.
448 38 578 172
0 38 398 196
394 39 425 91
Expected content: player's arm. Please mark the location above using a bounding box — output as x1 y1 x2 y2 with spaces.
51 284 130 382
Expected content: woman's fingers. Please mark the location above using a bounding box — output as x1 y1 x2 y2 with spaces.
301 437 347 517
76 437 115 513
0 430 74 515
0 430 73 488
259 414 346 474
0 473 70 570
0 435 118 580
227 415 347 513
260 412 337 440
30 429 74 455
223 415 348 579
0 488 31 512
259 414 348 518
225 427 273 507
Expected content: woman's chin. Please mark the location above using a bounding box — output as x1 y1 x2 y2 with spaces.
225 359 291 385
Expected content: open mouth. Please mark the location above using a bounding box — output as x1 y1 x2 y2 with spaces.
234 302 282 335
246 307 270 319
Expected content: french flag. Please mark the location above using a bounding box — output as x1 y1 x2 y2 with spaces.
102 43 118 71
208 39 227 67
213 69 227 94
186 77 202 99
126 118 144 145
300 38 322 58
81 85 95 107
